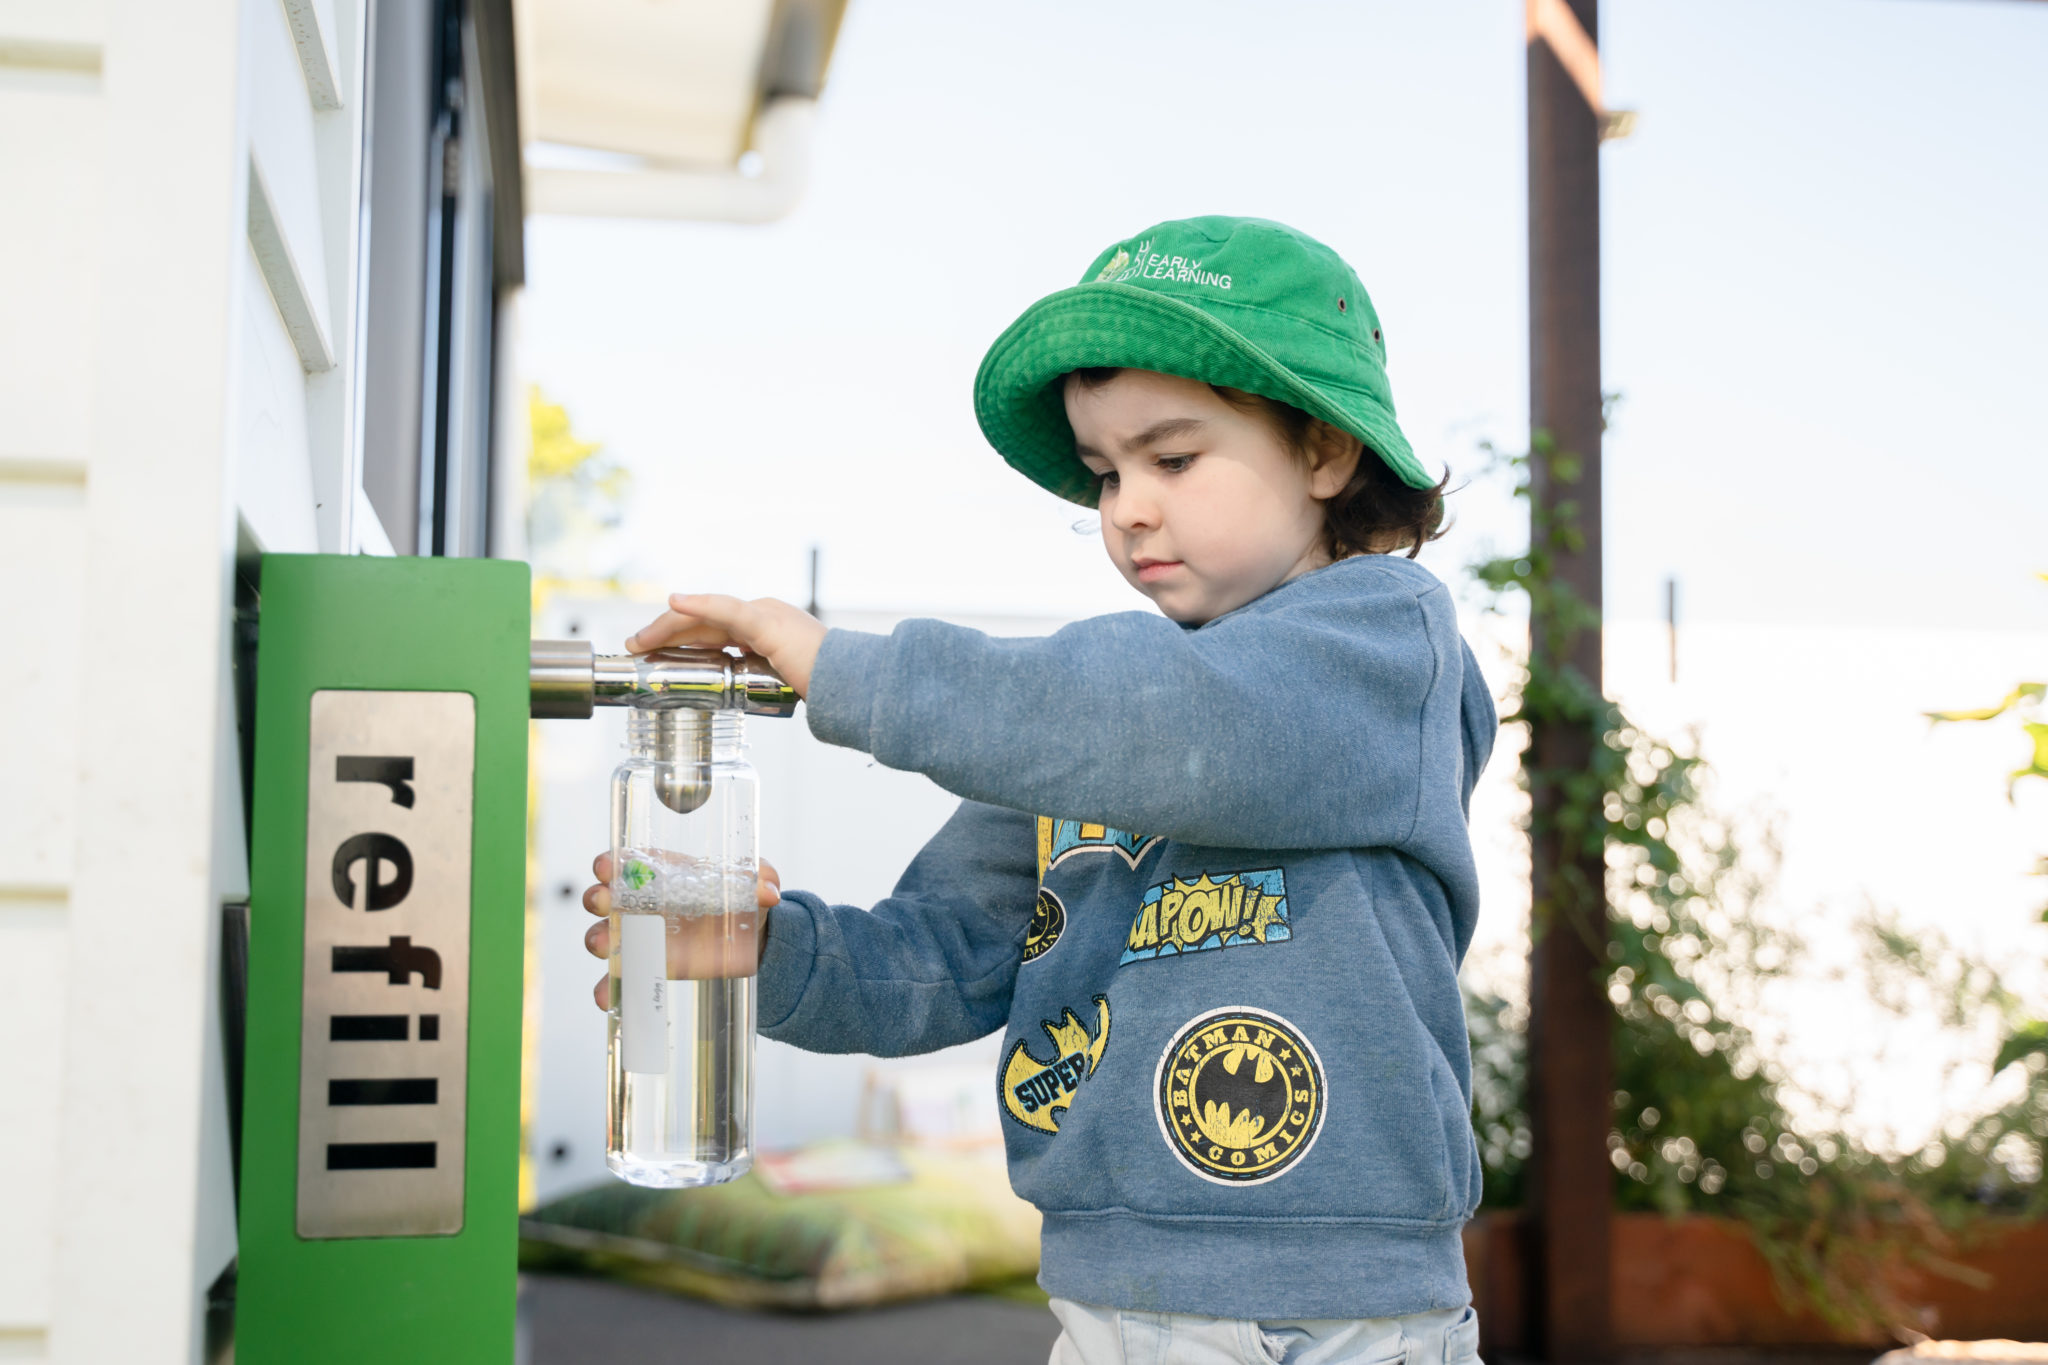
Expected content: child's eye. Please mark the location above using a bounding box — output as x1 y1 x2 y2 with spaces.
1157 455 1196 473
1093 468 1119 488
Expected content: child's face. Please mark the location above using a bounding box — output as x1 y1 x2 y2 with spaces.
1065 369 1352 625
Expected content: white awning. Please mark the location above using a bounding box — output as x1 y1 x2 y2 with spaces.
514 0 844 221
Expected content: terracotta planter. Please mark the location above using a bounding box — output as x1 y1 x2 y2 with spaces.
1464 1211 2048 1353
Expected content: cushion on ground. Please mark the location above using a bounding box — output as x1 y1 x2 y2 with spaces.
519 1143 1041 1311
1875 1345 2048 1365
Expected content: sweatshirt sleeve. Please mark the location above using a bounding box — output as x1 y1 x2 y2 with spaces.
802 562 1457 851
755 799 1037 1057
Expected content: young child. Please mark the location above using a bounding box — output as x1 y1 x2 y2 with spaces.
583 216 1496 1365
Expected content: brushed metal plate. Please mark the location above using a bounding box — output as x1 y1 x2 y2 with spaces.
298 690 475 1238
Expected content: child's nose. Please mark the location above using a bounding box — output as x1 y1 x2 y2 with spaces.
1108 485 1159 533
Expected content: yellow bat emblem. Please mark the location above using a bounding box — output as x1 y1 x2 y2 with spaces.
1001 995 1111 1135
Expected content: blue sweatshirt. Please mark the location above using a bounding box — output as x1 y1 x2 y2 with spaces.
755 554 1497 1321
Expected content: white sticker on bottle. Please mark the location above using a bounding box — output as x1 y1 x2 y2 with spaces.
618 914 669 1075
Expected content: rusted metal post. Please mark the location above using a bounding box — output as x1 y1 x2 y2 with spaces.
1525 0 1613 1359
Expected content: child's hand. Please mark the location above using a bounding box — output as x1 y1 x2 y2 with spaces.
581 851 783 1008
625 594 826 698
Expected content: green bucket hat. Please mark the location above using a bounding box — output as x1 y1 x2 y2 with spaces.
974 215 1428 507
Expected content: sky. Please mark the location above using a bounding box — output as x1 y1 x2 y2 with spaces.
517 1 2048 1151
519 0 2048 632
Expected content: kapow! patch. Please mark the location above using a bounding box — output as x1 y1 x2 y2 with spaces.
1121 869 1289 965
1036 816 1160 880
1021 888 1065 965
1001 995 1110 1135
1154 1006 1324 1185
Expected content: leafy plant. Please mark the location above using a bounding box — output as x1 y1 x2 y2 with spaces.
1928 632 2048 806
1924 576 2048 1159
1465 440 2047 1335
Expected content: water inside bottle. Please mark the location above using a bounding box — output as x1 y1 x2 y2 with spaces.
606 944 756 1188
606 844 759 1186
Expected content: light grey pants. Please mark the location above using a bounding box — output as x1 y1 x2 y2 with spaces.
1046 1299 1479 1365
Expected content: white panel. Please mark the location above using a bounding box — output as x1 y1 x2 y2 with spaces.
0 11 100 1355
0 41 96 89
53 0 242 1354
234 242 320 553
0 86 102 462
0 1328 48 1362
7 0 368 1349
0 1 105 45
0 900 66 1331
279 0 341 109
244 0 331 353
189 659 248 1296
488 290 528 560
248 157 335 371
0 488 82 888
305 0 366 555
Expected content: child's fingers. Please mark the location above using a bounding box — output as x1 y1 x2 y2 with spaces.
626 610 733 654
584 850 775 1000
666 594 765 646
624 609 685 653
660 625 743 649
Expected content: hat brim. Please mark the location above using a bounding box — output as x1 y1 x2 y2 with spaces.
974 282 1429 507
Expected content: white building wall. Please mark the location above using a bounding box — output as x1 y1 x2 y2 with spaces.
0 6 112 1358
0 0 372 1359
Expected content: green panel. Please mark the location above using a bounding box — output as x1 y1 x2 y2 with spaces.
238 555 529 1362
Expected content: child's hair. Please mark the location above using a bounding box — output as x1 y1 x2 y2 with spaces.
1066 368 1449 559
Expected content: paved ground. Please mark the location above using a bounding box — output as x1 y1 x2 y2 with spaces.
1512 1354 1880 1365
1610 1354 1880 1365
521 1279 1898 1365
521 1274 1061 1365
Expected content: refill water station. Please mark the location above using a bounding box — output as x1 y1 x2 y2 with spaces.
235 555 794 1361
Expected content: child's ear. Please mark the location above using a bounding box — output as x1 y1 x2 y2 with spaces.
1304 420 1364 500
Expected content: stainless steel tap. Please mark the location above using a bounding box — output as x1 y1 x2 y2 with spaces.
529 641 798 812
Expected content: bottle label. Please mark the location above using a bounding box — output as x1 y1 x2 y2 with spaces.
618 914 669 1074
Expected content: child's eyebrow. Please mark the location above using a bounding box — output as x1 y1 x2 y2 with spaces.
1121 417 1207 452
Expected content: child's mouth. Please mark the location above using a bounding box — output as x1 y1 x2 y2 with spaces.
1132 558 1182 583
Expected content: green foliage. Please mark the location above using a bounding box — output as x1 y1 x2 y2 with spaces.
1995 1021 2048 1077
1465 438 2048 1335
1929 675 2048 801
527 385 634 581
1923 584 2048 1185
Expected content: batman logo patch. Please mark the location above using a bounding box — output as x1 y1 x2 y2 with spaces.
1037 817 1161 880
1154 1007 1324 1185
1000 995 1110 1135
1021 888 1065 965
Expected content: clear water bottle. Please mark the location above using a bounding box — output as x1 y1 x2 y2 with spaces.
606 704 758 1187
